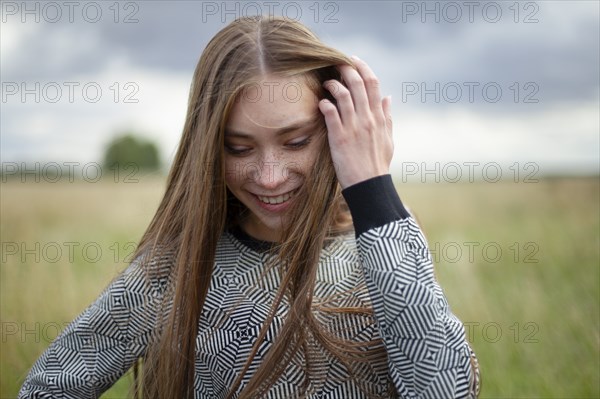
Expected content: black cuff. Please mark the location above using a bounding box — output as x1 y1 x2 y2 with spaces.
341 174 411 237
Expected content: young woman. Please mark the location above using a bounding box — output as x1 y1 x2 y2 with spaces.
19 16 480 398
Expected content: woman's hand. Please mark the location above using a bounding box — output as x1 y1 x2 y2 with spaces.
318 56 393 189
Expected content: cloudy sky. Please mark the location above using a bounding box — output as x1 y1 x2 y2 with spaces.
1 0 598 179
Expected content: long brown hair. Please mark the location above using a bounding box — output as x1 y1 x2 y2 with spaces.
132 16 384 398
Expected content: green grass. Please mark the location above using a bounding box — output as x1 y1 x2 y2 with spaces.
1 177 598 398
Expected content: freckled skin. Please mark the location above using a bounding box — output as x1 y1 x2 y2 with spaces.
225 75 320 242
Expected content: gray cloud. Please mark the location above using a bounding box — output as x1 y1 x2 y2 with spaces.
3 1 597 110
1 0 598 171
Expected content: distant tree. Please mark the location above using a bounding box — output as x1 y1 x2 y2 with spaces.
103 134 161 171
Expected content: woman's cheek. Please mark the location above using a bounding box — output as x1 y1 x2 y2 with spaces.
281 161 302 184
283 151 314 180
224 157 248 186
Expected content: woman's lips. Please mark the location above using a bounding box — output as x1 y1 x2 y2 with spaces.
257 191 294 204
250 189 298 212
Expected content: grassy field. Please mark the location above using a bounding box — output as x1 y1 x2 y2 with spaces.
1 177 598 398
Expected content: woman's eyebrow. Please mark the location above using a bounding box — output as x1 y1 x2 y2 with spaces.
225 115 320 138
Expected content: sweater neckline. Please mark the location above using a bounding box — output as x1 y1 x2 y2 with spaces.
227 225 352 255
228 225 276 253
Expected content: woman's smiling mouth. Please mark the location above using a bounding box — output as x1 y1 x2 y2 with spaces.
256 189 298 204
251 189 299 210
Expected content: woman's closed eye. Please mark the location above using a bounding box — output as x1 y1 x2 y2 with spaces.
225 135 312 156
286 136 311 150
225 144 252 156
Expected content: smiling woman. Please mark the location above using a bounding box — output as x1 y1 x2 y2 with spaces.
224 74 323 242
19 15 480 399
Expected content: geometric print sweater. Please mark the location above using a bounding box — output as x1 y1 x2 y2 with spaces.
19 175 480 398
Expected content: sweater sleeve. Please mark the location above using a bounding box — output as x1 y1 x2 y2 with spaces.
18 251 170 399
342 175 480 398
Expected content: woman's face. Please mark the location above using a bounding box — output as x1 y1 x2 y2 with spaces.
225 74 321 242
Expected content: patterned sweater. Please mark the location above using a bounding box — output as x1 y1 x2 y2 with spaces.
19 175 479 398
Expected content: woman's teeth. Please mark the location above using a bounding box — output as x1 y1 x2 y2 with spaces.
257 190 295 205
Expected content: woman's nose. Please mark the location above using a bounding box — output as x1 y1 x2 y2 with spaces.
244 150 286 189
252 159 287 189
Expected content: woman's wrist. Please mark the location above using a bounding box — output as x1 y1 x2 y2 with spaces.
341 174 411 236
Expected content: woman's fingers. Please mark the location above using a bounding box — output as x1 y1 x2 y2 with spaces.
318 57 393 189
323 79 355 126
382 95 393 134
318 98 343 136
350 56 383 114
324 59 385 129
338 64 370 116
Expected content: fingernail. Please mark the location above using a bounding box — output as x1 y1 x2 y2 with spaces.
350 55 360 61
